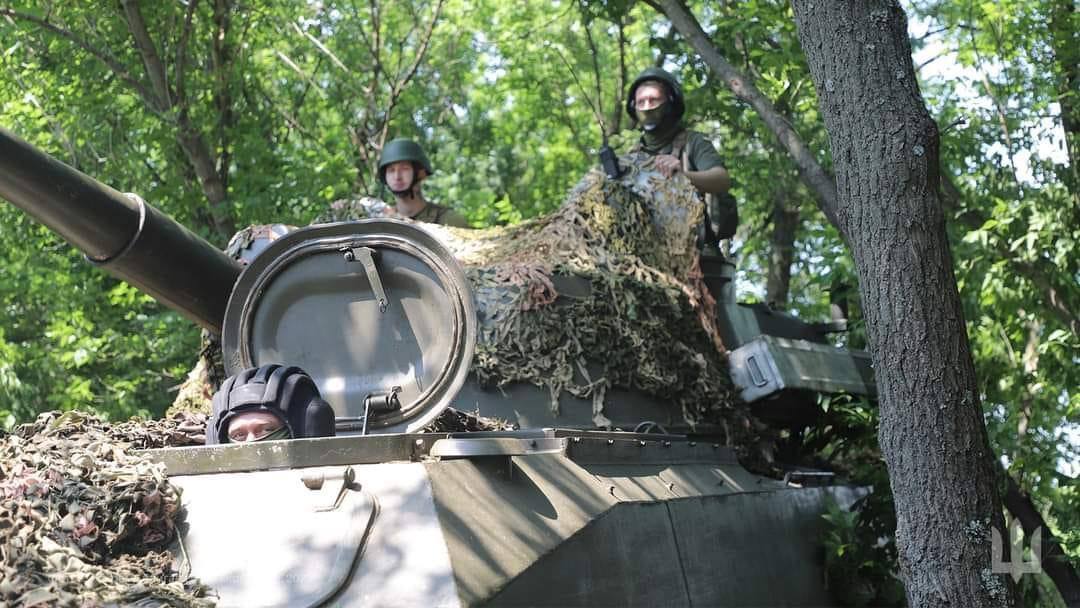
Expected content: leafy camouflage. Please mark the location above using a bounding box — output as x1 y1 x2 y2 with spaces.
0 411 212 607
426 156 745 433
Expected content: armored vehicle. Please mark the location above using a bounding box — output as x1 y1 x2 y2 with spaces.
1 127 875 607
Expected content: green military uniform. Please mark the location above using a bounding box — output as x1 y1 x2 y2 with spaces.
636 122 726 175
408 202 469 228
378 138 470 229
626 67 737 241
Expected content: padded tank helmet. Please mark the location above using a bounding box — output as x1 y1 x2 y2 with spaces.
378 138 433 185
207 364 336 444
625 67 686 125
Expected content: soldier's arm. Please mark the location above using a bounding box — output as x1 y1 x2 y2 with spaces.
683 134 731 194
685 166 730 194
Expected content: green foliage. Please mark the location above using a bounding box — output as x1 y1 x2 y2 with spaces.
0 1 1076 599
809 395 905 606
821 495 906 607
0 205 198 427
908 4 1080 595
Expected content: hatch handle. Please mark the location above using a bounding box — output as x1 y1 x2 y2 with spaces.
746 355 769 387
343 246 389 313
359 386 402 435
302 465 360 512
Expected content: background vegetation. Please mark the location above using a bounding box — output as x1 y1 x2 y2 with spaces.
0 0 1075 603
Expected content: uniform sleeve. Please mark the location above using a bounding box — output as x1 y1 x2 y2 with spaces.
439 208 471 229
687 132 725 172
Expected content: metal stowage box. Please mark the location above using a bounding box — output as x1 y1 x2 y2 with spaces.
728 335 876 403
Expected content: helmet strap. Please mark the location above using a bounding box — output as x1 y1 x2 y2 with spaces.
387 163 423 197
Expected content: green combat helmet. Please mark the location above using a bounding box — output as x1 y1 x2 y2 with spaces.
625 67 686 126
377 138 433 190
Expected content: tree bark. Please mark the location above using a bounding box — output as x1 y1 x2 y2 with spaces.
790 2 1015 606
1048 0 1078 189
766 186 799 308
645 0 840 227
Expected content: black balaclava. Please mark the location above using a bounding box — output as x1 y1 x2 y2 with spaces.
636 84 683 154
638 112 684 155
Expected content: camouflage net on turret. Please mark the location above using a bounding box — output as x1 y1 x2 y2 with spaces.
453 158 743 432
0 410 212 607
173 156 748 434
318 155 747 435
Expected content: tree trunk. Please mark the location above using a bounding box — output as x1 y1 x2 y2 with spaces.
766 186 799 308
1048 0 1078 188
119 0 236 242
790 2 1015 606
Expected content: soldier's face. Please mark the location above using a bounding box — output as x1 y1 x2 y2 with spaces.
227 411 285 443
634 83 667 111
385 161 415 192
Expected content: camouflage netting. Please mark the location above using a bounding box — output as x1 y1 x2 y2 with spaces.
173 155 748 438
4 157 755 605
0 410 211 607
320 155 748 437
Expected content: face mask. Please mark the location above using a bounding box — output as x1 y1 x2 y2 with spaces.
636 102 669 132
229 422 291 443
256 426 292 442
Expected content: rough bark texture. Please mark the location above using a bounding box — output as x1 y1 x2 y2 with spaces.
1049 0 1078 186
790 2 1015 606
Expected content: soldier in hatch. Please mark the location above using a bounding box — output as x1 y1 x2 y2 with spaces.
377 138 470 228
207 364 336 444
626 67 738 247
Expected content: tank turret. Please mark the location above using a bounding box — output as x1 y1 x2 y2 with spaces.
3 127 874 607
0 127 241 334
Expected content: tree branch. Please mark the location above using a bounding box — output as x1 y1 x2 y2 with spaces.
0 8 160 112
613 18 627 135
211 0 236 188
1014 260 1080 337
579 3 606 136
939 172 1080 336
292 21 349 72
173 0 199 108
274 50 327 98
118 0 173 111
1003 473 1080 606
377 0 445 148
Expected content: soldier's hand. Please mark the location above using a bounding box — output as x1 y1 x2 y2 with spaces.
653 154 681 178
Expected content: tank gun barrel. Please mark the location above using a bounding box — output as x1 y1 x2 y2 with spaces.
0 127 240 334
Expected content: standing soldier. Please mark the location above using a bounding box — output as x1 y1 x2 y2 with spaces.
378 138 470 228
626 68 737 248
